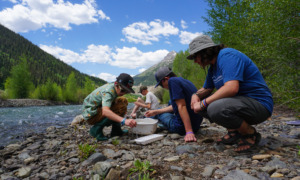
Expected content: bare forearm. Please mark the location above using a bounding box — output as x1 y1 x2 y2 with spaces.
195 88 213 100
206 81 239 104
177 105 193 132
155 105 173 114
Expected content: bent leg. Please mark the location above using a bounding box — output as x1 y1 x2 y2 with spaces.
207 96 270 129
131 97 145 118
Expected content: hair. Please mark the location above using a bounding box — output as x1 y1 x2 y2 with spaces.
197 44 225 65
166 72 177 78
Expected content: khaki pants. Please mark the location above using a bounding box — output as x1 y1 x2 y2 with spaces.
87 97 128 125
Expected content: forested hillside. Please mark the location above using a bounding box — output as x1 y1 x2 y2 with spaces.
0 24 106 89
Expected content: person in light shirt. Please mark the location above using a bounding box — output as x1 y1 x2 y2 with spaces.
130 86 160 119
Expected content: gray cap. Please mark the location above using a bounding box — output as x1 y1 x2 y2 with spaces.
187 35 217 60
154 67 172 88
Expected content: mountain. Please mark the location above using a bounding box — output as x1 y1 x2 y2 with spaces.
0 24 106 89
133 51 176 86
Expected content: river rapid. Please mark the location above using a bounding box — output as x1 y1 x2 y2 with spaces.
0 103 135 147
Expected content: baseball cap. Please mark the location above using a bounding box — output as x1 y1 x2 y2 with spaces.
187 35 218 60
116 73 135 93
139 86 147 93
154 67 172 88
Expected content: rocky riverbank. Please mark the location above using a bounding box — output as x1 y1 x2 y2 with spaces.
0 99 70 108
0 107 299 180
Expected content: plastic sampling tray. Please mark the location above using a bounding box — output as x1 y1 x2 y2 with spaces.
134 134 164 145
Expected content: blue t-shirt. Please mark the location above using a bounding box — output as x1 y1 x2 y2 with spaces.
203 48 273 114
168 77 203 133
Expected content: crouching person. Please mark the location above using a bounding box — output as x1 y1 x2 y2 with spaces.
82 73 137 141
145 67 203 142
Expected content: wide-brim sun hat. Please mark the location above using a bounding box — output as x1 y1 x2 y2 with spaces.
154 67 172 88
187 35 218 60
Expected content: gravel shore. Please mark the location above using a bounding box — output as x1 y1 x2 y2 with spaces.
0 106 299 180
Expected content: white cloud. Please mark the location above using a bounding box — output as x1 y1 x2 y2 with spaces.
94 73 116 82
40 45 82 64
8 0 18 3
40 44 112 64
40 44 169 69
98 10 111 21
0 0 110 32
181 20 188 29
110 47 169 69
179 31 203 44
138 68 146 73
122 19 179 45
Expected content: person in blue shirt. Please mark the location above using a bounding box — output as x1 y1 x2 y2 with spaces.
145 67 203 142
187 35 273 153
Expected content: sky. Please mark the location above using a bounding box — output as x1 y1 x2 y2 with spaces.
0 0 211 82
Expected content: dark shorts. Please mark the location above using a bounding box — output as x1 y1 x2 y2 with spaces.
199 96 270 129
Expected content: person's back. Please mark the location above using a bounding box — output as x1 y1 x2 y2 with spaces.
168 77 203 134
145 91 159 110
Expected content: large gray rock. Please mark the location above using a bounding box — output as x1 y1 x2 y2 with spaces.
82 153 107 166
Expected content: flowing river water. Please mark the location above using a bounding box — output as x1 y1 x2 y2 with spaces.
0 103 135 147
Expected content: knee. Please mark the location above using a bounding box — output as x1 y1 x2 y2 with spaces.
207 100 232 123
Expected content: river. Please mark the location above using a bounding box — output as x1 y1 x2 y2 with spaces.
0 103 135 147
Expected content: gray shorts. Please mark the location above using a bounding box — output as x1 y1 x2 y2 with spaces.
199 96 270 129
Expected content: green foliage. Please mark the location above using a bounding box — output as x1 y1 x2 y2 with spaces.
162 89 170 104
128 160 154 180
78 143 96 161
64 72 79 103
4 56 34 98
83 77 96 95
124 93 142 103
112 138 120 146
72 177 84 180
297 145 300 156
0 90 8 100
31 78 63 101
203 0 299 111
173 50 206 89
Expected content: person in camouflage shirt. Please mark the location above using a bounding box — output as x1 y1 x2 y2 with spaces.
82 73 137 141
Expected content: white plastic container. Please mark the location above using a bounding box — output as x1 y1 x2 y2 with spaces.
131 118 158 135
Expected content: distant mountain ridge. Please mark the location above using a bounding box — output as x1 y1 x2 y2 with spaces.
0 24 106 89
133 51 176 86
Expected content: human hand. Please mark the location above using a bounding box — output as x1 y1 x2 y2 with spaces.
184 132 197 142
191 94 200 110
144 110 155 117
125 119 137 128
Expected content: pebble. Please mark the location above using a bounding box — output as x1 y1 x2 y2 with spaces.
0 107 299 179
